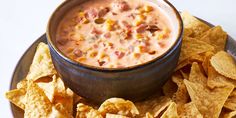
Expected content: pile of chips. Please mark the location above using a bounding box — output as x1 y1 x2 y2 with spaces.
5 11 236 118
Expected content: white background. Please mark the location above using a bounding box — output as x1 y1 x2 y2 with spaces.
0 0 235 117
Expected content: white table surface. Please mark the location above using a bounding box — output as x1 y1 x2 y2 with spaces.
0 0 235 117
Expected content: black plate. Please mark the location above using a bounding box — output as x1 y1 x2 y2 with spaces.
9 21 236 118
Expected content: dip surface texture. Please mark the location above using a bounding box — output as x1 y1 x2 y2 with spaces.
56 0 176 68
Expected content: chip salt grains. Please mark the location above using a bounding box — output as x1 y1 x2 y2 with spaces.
210 51 236 80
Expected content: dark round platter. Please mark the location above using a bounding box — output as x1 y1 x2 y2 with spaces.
9 20 236 118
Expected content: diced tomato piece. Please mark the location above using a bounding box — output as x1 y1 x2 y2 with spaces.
114 51 125 59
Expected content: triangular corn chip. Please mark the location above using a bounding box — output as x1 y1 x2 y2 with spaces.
210 51 236 80
160 102 179 118
181 11 210 37
24 82 52 118
26 42 56 81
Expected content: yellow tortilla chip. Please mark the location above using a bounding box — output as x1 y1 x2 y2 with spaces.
175 54 204 71
16 79 28 89
223 110 236 118
224 89 236 111
37 75 73 115
162 79 177 98
160 102 179 118
5 88 26 110
144 112 154 118
135 96 172 117
172 73 189 104
177 102 203 118
189 62 206 84
199 26 227 51
98 98 139 117
202 51 215 75
183 28 193 37
105 113 130 118
50 103 73 118
207 65 236 89
53 88 74 115
210 51 236 80
184 79 234 118
180 70 189 80
181 11 211 37
76 103 103 118
26 42 56 81
24 82 52 118
179 37 215 64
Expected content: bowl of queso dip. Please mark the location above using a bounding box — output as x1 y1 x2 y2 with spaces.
47 0 183 103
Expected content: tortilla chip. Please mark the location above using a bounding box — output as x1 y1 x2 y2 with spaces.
199 26 227 51
202 51 215 75
189 62 206 84
5 88 26 110
105 113 130 118
144 112 154 118
172 73 189 104
162 79 177 98
53 88 74 115
98 98 139 117
223 110 236 118
24 82 52 118
184 79 234 118
76 103 102 118
160 102 179 118
177 102 203 118
37 75 73 115
36 76 55 102
180 70 189 80
135 96 172 117
26 42 56 81
183 28 193 37
175 54 204 71
224 89 236 110
210 51 236 80
178 37 215 64
50 103 73 118
181 11 211 37
16 79 28 89
207 65 236 89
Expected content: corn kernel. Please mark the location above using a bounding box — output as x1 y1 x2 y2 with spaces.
135 8 145 14
136 15 146 21
135 33 143 40
106 19 115 25
78 34 85 41
144 5 153 12
105 24 113 31
133 53 141 58
134 45 145 53
75 24 81 29
133 19 143 26
78 12 85 17
99 52 108 59
89 51 98 58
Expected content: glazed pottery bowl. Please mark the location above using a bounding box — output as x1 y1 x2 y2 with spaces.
47 0 183 103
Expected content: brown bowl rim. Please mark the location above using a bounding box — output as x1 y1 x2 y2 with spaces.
46 0 183 72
